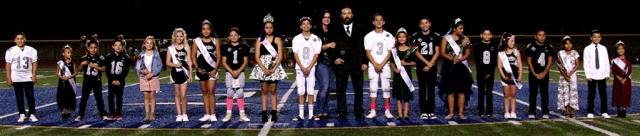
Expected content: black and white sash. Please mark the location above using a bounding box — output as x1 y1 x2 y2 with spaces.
261 39 279 59
168 45 190 81
392 48 415 92
444 35 470 72
612 58 631 79
58 60 77 93
194 37 216 68
499 51 523 89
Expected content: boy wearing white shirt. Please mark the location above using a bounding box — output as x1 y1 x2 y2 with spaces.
582 29 611 118
364 13 394 119
5 32 39 122
292 17 322 120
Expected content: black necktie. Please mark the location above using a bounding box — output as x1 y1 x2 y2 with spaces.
346 26 351 36
595 46 600 69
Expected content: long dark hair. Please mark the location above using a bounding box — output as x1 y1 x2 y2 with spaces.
498 32 514 51
314 10 330 29
561 36 573 51
447 18 465 35
200 20 218 38
614 42 626 58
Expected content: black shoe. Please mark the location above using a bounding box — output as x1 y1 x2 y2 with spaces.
271 110 278 122
397 117 404 120
403 117 409 120
622 110 627 118
293 116 303 121
336 114 347 119
355 114 365 118
262 111 268 122
487 114 495 119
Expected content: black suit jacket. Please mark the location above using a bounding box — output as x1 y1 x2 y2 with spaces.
328 22 368 70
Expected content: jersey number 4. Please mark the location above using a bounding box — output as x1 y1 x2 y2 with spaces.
15 56 30 69
537 53 546 66
110 61 124 74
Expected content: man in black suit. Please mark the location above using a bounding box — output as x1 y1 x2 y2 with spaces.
329 7 368 119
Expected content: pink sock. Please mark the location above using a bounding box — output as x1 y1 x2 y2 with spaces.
237 98 245 111
226 98 233 111
385 103 390 110
370 102 376 110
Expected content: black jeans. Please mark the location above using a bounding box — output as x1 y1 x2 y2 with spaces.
529 74 550 114
334 68 364 115
417 65 437 114
476 71 495 115
13 82 36 115
108 81 125 116
78 79 107 117
587 79 608 113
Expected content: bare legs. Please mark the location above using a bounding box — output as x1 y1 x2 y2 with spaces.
445 92 467 119
200 80 216 115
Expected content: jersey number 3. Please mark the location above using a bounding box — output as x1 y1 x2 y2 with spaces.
15 56 30 69
482 51 490 64
111 61 123 74
537 53 546 66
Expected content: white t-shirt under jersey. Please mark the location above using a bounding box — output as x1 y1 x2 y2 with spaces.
364 30 395 65
292 33 322 70
5 45 38 82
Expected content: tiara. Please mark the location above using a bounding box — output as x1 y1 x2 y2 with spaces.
299 16 312 23
396 27 407 35
592 29 600 33
63 44 72 50
454 18 462 23
562 36 571 40
202 19 211 25
175 28 184 31
263 14 274 23
146 35 154 39
617 40 624 45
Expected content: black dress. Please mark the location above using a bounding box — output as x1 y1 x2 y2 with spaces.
57 60 77 110
500 51 519 85
171 46 189 84
391 49 415 102
195 38 217 81
438 38 473 105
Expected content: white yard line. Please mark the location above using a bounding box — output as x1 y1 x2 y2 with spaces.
258 83 296 136
475 85 620 136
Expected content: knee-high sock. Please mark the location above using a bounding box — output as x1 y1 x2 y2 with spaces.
237 98 245 111
299 105 305 118
226 98 233 112
309 104 314 117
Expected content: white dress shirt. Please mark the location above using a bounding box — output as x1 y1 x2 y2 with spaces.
582 43 610 80
343 23 353 37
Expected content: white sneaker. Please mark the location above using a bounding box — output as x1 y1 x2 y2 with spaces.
240 112 250 122
222 112 232 122
384 110 394 119
199 115 211 122
528 114 535 119
602 113 610 118
420 113 429 119
210 114 218 122
17 114 26 122
176 115 183 122
75 116 83 122
510 112 517 118
182 114 189 121
365 110 376 119
542 114 550 119
29 114 38 122
429 113 437 119
587 113 594 118
504 113 511 119
102 116 109 121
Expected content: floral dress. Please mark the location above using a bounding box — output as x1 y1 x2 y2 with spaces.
556 50 579 110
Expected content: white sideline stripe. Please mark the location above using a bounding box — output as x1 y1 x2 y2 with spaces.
387 122 396 126
78 124 92 129
138 124 150 129
448 121 458 125
16 125 30 130
326 123 334 127
475 85 620 136
201 124 211 128
0 76 170 120
633 120 640 123
258 83 296 136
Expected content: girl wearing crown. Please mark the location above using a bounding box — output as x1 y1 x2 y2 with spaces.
56 45 78 121
249 13 288 122
556 36 580 118
438 18 473 120
390 27 416 120
611 40 632 118
190 19 222 122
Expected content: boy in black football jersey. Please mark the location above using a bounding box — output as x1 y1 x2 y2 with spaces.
411 16 440 119
76 41 109 121
105 40 131 120
473 27 498 118
525 28 554 119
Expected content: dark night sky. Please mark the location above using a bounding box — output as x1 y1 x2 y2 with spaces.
0 0 637 40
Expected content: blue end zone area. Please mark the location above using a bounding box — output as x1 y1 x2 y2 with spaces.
0 81 638 129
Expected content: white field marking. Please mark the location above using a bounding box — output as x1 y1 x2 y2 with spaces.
387 122 397 126
476 85 620 136
258 83 296 136
448 121 459 125
123 102 255 106
42 83 50 86
138 124 151 129
509 120 521 125
16 125 30 130
0 76 170 120
187 92 256 97
78 124 92 129
200 124 211 128
326 123 335 127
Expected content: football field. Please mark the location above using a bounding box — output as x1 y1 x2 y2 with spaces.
0 65 639 136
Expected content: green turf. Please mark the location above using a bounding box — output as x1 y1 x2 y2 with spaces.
0 125 260 136
2 65 640 89
577 114 640 136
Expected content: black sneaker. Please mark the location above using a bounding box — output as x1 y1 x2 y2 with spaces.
293 116 303 121
487 114 495 119
271 110 278 122
262 111 268 122
403 117 409 120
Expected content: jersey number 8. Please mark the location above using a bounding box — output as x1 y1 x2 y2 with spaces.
482 51 490 64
